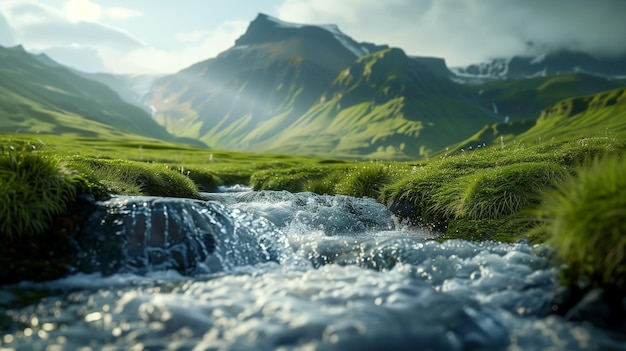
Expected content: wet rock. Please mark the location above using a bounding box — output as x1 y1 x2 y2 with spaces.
552 285 626 333
70 197 278 275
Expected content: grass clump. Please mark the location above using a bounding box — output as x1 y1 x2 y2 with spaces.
303 177 339 195
447 162 566 220
67 157 199 198
251 166 338 192
0 143 80 284
0 145 75 241
380 163 454 228
535 155 626 290
335 163 394 199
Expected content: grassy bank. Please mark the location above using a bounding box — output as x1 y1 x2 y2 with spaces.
251 136 624 240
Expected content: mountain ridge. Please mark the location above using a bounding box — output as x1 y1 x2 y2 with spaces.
0 44 203 146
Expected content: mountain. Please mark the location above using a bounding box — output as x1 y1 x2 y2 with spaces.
518 87 626 142
0 45 199 145
32 52 161 114
447 87 626 153
147 13 388 150
147 14 495 159
262 48 496 159
452 51 626 82
467 73 626 122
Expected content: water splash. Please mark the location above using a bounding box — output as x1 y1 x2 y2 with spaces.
215 191 397 236
71 196 300 275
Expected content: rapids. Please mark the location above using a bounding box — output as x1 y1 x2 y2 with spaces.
1 190 624 350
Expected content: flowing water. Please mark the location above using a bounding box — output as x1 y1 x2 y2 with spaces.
1 189 624 350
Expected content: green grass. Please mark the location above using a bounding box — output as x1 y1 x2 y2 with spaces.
334 163 395 198
0 142 79 284
381 136 625 241
0 142 75 241
534 155 626 290
517 88 626 143
444 162 566 220
66 157 199 198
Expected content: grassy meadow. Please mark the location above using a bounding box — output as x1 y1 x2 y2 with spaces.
1 132 625 291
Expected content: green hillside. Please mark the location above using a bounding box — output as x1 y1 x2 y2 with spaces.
147 22 359 150
0 45 189 143
263 48 496 159
470 74 625 122
447 88 626 154
518 87 626 142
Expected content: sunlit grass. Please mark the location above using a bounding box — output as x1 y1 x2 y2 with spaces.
0 142 75 241
335 163 395 198
535 155 626 289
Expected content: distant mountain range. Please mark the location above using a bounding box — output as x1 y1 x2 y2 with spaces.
451 51 626 82
2 13 625 160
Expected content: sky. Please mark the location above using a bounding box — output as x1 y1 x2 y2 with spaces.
0 0 624 74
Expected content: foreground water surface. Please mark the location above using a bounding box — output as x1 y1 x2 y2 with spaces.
1 190 624 350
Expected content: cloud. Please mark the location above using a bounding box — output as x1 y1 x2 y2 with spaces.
0 1 152 72
63 0 101 22
0 12 16 46
44 44 108 72
3 2 143 50
276 0 626 66
113 20 248 74
176 30 208 43
105 7 143 21
0 0 247 73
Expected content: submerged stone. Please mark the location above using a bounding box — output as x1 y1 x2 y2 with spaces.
70 196 284 275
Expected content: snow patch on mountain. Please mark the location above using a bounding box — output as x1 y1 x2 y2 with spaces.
265 15 304 29
530 54 546 65
265 14 368 58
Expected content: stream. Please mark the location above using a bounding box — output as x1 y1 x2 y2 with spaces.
1 189 624 350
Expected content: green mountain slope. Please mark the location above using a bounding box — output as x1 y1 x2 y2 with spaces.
518 88 626 141
147 14 375 150
0 45 186 143
447 88 626 154
469 73 625 122
263 48 496 159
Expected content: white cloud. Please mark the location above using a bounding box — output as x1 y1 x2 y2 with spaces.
105 6 143 21
0 0 248 73
113 20 248 74
176 30 207 43
0 12 16 46
63 0 101 22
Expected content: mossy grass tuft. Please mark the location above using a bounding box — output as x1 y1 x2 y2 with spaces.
335 163 394 199
535 155 626 290
0 144 76 241
444 162 566 220
303 177 338 195
66 157 199 198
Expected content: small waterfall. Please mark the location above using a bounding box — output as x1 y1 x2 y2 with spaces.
71 196 296 275
214 190 396 236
